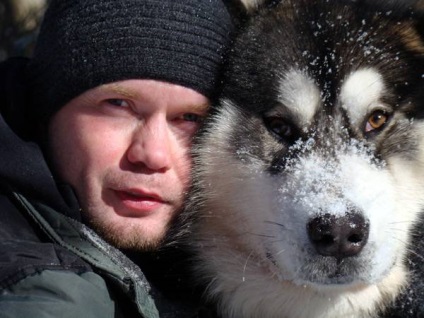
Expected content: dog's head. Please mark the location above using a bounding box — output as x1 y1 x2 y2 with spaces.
191 0 424 301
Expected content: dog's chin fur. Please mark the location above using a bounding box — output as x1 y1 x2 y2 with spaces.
186 0 424 317
197 247 406 318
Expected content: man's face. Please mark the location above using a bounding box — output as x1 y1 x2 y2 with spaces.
48 79 209 251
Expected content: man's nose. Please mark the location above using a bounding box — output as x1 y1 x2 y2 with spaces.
126 118 172 172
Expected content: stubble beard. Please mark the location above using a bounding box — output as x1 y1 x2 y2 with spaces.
84 205 185 252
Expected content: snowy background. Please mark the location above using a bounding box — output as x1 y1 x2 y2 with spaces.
0 0 46 61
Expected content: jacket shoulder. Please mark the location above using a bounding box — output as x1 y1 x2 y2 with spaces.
0 192 160 318
0 193 92 289
0 270 121 318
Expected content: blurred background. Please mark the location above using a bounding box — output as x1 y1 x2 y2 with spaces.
0 0 46 61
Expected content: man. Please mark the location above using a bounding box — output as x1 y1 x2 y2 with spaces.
0 0 234 317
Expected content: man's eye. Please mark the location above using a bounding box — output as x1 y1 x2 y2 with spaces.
182 113 203 123
106 99 130 107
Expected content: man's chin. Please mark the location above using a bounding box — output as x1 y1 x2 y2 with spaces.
89 219 168 252
111 232 166 252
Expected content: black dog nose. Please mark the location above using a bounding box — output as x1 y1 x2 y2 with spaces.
307 212 369 259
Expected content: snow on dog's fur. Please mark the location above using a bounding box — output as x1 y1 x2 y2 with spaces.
184 0 424 317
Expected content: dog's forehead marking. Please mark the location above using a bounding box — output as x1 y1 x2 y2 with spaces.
340 68 385 125
277 69 320 125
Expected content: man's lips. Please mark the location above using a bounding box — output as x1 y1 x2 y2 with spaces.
113 189 167 216
118 189 163 201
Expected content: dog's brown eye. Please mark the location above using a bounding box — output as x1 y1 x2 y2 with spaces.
365 111 389 133
266 117 294 139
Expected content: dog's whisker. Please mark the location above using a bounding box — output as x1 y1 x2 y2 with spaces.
386 227 408 233
275 249 286 256
247 232 276 238
387 221 414 225
267 239 288 245
264 220 287 228
242 251 254 283
388 236 424 263
264 220 302 229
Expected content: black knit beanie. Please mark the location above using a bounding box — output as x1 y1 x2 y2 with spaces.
27 0 234 122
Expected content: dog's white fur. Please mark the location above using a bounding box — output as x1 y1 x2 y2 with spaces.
277 70 321 126
340 69 387 126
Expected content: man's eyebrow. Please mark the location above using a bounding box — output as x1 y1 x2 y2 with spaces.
99 83 138 99
98 84 210 112
188 103 210 113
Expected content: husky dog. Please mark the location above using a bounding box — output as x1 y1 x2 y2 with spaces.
186 0 424 317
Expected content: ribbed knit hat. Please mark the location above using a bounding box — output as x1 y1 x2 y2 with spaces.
27 0 234 122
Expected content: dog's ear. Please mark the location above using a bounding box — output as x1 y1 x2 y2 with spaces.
413 0 424 40
225 0 282 14
415 0 424 10
223 0 249 25
223 0 281 28
238 0 267 11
